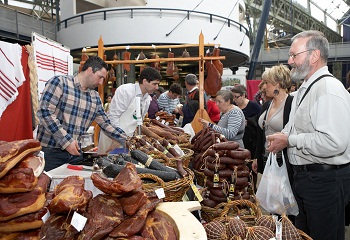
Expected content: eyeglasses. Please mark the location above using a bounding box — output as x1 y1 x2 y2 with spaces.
233 95 241 99
288 49 314 60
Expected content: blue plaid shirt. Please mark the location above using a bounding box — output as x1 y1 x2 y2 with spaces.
37 75 124 149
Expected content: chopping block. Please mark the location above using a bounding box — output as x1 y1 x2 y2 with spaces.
156 201 207 240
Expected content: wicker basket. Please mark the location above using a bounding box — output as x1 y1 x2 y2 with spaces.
167 148 194 168
192 168 207 187
139 167 194 202
220 199 262 226
298 229 313 240
201 202 228 223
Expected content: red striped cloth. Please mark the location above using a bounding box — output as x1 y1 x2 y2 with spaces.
0 41 25 118
0 46 33 141
32 34 70 99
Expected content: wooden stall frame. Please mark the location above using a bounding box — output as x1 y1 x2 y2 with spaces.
83 33 225 145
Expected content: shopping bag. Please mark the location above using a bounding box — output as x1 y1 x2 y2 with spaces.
256 152 299 216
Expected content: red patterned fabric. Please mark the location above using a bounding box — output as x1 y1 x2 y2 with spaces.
0 46 33 141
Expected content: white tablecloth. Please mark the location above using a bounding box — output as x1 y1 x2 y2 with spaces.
47 164 103 196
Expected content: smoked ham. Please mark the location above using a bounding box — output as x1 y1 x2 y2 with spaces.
166 52 174 76
0 207 48 232
204 60 222 96
109 197 162 238
123 51 131 72
0 139 41 178
141 210 177 240
0 155 44 194
48 176 92 214
39 213 79 240
212 47 223 76
0 173 49 222
151 54 161 72
78 194 124 240
91 162 142 196
119 188 148 216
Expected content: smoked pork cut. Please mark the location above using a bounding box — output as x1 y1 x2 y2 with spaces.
141 210 177 240
0 154 44 194
166 52 174 76
109 197 162 238
39 213 79 240
123 51 131 72
212 47 223 76
0 139 41 178
0 173 49 221
118 188 148 216
78 194 124 240
204 61 222 97
48 175 92 214
91 162 142 196
0 207 48 232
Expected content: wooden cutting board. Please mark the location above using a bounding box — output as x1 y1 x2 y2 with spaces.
156 201 207 240
191 32 213 133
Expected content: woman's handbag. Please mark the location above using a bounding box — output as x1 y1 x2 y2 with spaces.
256 152 299 216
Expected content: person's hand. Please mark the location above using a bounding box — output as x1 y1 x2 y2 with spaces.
267 132 289 153
251 159 258 173
65 140 81 155
199 118 210 127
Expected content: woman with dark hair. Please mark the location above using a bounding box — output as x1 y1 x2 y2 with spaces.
231 84 261 158
199 90 245 148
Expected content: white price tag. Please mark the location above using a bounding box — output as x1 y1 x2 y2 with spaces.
41 209 50 223
37 150 45 159
161 120 166 125
71 211 87 232
43 171 52 179
155 188 165 199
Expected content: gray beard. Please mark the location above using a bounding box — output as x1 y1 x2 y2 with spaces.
290 59 311 82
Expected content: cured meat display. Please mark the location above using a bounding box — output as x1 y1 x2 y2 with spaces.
123 51 131 72
0 207 48 233
0 154 44 193
78 194 124 240
204 47 223 97
141 210 177 240
166 51 174 76
0 139 41 178
0 173 49 221
39 212 79 240
48 175 92 214
109 197 162 238
91 162 142 196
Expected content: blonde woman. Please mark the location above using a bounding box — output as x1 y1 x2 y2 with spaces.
252 64 293 184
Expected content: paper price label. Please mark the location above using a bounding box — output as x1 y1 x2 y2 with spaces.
155 188 165 199
41 209 50 223
71 211 87 232
190 183 203 202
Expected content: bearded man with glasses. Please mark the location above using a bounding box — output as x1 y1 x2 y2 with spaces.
267 30 350 240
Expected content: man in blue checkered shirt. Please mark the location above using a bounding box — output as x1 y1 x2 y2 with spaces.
36 56 125 171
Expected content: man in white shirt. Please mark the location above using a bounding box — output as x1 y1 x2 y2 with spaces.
98 67 161 153
158 83 182 114
267 30 350 240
